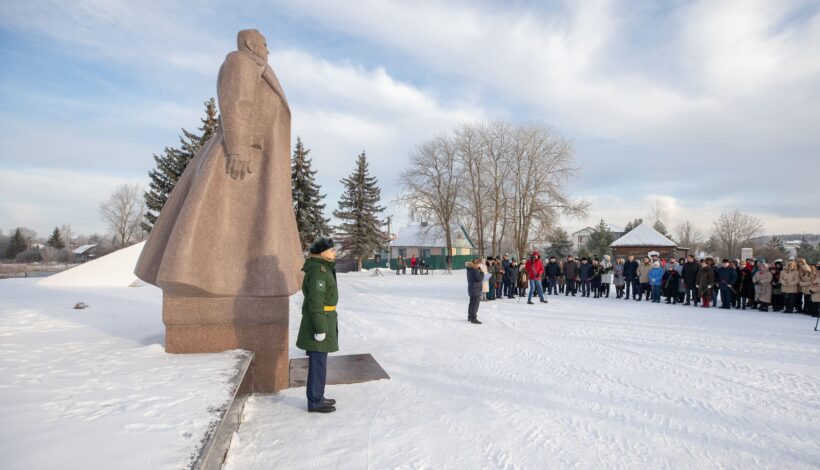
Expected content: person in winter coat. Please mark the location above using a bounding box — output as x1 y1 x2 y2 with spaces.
697 259 716 307
716 259 739 309
810 262 820 316
798 259 814 314
563 255 579 296
638 257 652 301
613 257 626 298
396 256 406 275
780 260 800 313
492 257 505 300
465 258 484 324
503 259 519 299
662 264 680 304
682 254 699 306
590 258 603 298
753 263 773 311
578 258 594 297
296 237 339 413
517 264 529 297
739 265 755 310
731 260 743 309
501 255 513 298
486 258 497 300
600 255 613 298
479 259 490 301
410 255 418 275
524 251 547 304
545 256 561 295
648 261 664 302
623 255 639 300
770 261 784 311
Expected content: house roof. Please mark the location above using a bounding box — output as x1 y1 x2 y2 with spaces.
392 224 474 249
73 244 99 254
572 223 624 236
610 223 676 247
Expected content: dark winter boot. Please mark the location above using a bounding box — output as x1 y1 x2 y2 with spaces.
470 318 482 324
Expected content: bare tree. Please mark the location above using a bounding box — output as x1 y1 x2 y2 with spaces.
477 121 513 255
99 184 145 247
454 123 489 258
647 198 669 225
397 135 461 266
674 220 704 253
507 124 587 258
60 224 73 248
711 210 764 259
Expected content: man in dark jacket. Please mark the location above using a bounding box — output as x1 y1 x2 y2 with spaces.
563 255 579 296
501 254 512 297
578 257 593 297
466 258 484 323
545 256 561 295
504 259 520 299
296 237 339 414
682 254 700 306
623 255 639 300
716 259 738 309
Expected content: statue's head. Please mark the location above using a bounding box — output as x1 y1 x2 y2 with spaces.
237 29 268 61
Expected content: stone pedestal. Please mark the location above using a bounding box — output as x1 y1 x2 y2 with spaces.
163 294 289 393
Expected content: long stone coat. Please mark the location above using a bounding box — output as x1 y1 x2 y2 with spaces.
135 50 303 297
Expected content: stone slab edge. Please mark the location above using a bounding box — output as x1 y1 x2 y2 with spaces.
188 351 254 470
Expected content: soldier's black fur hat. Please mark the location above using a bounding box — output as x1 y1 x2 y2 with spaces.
309 237 335 254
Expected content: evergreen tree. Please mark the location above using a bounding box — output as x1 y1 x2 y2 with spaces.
545 227 573 258
623 218 643 234
796 236 820 264
47 227 65 249
143 98 220 232
585 219 615 258
333 151 385 271
5 228 28 260
652 220 670 238
291 137 331 250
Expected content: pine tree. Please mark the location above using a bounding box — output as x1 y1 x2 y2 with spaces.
585 219 615 258
623 218 643 234
47 227 65 249
292 137 331 250
333 151 385 271
653 220 670 238
545 227 573 258
143 98 220 232
5 228 28 260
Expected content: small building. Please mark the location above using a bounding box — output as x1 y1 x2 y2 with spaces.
609 223 685 260
391 223 475 260
73 244 100 262
571 223 624 252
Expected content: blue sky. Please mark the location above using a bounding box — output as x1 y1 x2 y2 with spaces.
1 0 819 240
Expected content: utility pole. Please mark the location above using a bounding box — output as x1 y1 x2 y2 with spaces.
386 215 392 269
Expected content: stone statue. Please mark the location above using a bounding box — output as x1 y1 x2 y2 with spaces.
135 29 304 393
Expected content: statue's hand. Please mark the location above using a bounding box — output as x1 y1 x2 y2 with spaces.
226 154 250 180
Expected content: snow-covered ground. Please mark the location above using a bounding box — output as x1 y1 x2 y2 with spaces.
0 247 245 470
225 273 820 469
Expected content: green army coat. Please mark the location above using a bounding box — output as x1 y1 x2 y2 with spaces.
296 256 339 353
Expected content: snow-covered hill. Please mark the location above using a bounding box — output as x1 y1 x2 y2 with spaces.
38 241 145 287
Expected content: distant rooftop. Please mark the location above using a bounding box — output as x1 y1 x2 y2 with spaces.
610 223 676 247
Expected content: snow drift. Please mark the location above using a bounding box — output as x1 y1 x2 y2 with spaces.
39 241 146 287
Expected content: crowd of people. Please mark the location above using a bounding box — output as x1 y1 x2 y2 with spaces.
464 251 820 324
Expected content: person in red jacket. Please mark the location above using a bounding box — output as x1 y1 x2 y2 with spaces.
410 255 418 275
524 251 548 305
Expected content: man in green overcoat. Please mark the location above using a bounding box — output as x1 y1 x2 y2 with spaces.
296 237 339 413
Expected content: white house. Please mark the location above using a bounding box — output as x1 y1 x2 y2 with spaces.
391 223 475 259
571 223 624 252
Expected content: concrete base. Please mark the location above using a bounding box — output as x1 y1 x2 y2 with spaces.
289 353 390 388
163 294 289 393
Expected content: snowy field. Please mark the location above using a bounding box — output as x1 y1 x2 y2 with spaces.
0 251 245 470
226 272 820 469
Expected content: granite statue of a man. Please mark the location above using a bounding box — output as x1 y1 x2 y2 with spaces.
135 29 304 393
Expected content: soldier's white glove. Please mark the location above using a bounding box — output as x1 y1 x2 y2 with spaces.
314 333 326 342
